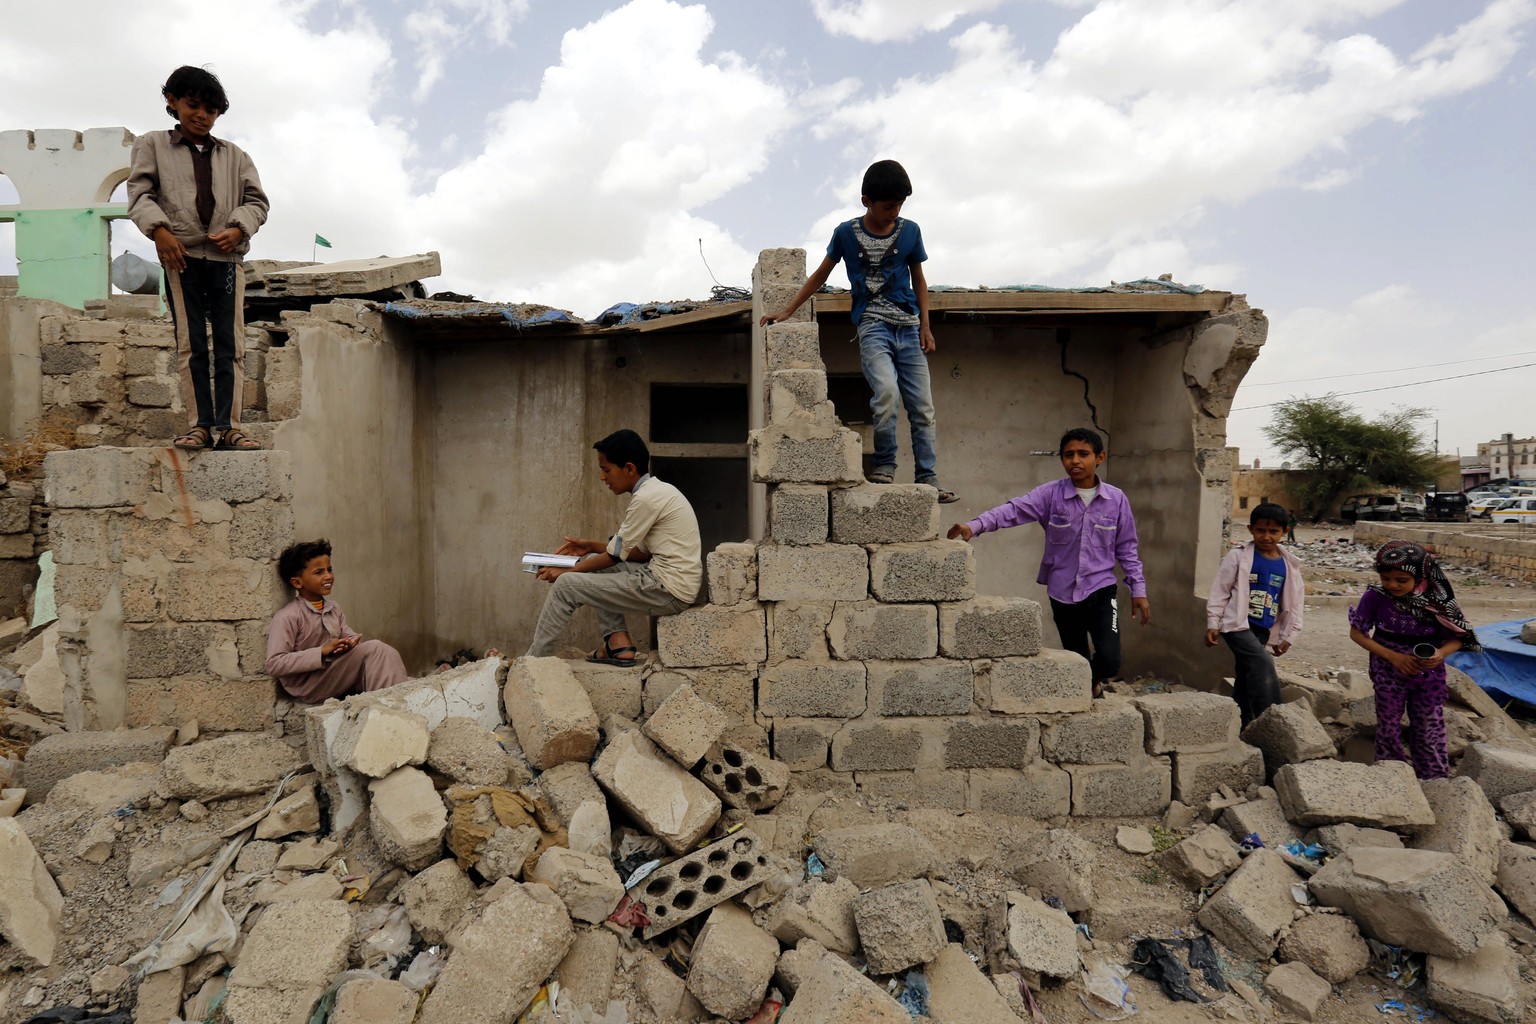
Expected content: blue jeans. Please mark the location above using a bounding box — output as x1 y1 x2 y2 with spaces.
857 317 938 481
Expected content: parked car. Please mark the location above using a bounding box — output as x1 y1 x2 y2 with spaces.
1425 492 1469 522
1397 493 1427 520
1341 494 1401 522
1470 493 1514 518
1490 497 1536 525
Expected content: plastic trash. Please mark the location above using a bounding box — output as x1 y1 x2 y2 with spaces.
1080 959 1135 1019
1184 935 1228 993
399 947 445 992
806 852 825 877
896 971 929 1018
1128 938 1209 1004
360 905 412 963
622 858 662 890
743 989 784 1024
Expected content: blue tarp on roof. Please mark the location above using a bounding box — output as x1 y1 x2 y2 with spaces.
381 301 582 328
1448 619 1536 708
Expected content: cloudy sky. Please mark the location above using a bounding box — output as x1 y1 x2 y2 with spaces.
2 0 1533 464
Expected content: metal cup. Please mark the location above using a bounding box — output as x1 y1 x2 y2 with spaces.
1412 643 1437 660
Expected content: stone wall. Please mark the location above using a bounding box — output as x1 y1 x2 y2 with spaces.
1354 521 1536 583
43 446 291 733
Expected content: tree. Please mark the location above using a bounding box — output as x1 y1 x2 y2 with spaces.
1264 397 1440 519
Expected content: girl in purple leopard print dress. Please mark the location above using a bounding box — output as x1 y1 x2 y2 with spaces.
1348 540 1481 779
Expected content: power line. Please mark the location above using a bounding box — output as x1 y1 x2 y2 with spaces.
1232 360 1536 412
1244 348 1536 387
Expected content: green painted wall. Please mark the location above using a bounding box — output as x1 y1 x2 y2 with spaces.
0 204 126 309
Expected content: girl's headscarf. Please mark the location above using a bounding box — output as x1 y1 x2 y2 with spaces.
1371 540 1481 652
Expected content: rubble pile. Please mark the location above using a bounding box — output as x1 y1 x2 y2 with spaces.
1 654 1534 1023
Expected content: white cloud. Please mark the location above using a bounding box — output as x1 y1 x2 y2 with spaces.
404 0 530 101
810 0 1011 44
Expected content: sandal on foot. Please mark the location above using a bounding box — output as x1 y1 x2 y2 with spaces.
936 489 959 504
1091 681 1107 699
172 426 213 450
216 427 261 451
866 471 894 485
587 643 640 667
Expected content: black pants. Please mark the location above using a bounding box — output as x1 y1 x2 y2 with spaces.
1222 625 1282 728
166 257 243 431
1050 584 1121 683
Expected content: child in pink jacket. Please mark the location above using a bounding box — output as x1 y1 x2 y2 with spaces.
1205 503 1304 727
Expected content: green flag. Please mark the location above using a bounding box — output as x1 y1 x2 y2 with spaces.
314 234 332 248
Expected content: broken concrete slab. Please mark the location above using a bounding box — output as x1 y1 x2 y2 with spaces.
778 950 910 1024
924 943 1022 1024
854 879 946 975
555 928 620 1019
686 903 780 1020
643 682 728 768
21 726 176 801
402 859 477 944
1307 823 1403 855
1218 792 1300 848
1240 701 1336 774
1273 759 1434 829
1007 827 1096 913
1426 931 1523 1024
1194 848 1300 961
133 965 185 1024
419 883 574 1024
528 846 624 924
1277 913 1371 985
1134 691 1239 754
1004 891 1079 979
766 876 860 954
332 978 416 1024
260 252 441 296
504 657 600 771
774 938 827 996
1171 743 1264 806
0 818 64 966
535 761 611 858
254 784 321 840
592 729 720 854
276 836 339 872
1308 847 1506 958
1494 841 1536 922
1499 789 1536 840
334 704 429 778
1412 776 1500 884
1157 824 1241 889
633 948 710 1022
425 716 508 786
811 822 937 888
1459 742 1536 803
1264 961 1330 1021
224 899 352 1024
158 732 304 801
368 766 447 870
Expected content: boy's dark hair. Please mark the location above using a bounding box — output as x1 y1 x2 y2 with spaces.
278 539 332 585
861 160 913 202
1250 503 1290 528
163 65 230 118
1059 427 1105 455
593 429 649 475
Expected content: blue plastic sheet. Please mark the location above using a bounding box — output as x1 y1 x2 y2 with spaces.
1447 620 1536 708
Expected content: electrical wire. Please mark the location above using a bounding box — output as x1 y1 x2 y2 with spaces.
1232 360 1536 412
1243 348 1536 386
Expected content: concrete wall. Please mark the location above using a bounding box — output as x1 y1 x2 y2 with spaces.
1354 521 1536 583
0 296 70 440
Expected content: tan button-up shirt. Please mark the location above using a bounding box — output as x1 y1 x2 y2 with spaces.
605 475 702 603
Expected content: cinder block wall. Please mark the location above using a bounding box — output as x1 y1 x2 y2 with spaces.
43 446 290 733
0 477 44 619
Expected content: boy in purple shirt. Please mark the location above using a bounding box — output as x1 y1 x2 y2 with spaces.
948 428 1149 697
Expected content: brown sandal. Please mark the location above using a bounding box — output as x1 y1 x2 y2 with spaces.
172 426 213 450
217 427 261 451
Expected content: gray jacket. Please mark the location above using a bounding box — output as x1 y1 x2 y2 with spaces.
127 128 269 262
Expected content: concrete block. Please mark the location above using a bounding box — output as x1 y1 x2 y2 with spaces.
402 859 476 944
426 716 508 786
652 666 756 719
1171 743 1264 805
938 597 1042 658
0 819 64 966
262 252 441 296
1265 962 1330 1021
811 823 936 888
224 899 351 1024
1309 847 1507 958
592 729 720 853
1008 827 1096 912
1004 892 1079 978
762 320 822 371
771 718 836 770
1160 824 1244 890
418 883 574 1024
1040 699 1144 764
1273 759 1434 828
368 766 447 870
163 560 278 622
1134 692 1240 755
133 965 186 1024
1459 742 1536 803
868 541 974 602
1503 789 1536 840
528 846 624 924
227 502 294 560
1277 913 1371 985
1277 670 1350 721
255 784 321 840
855 879 946 975
22 727 175 800
335 704 429 778
123 623 229 678
633 829 771 939
857 769 968 810
0 496 34 533
706 541 758 604
125 675 276 734
828 600 936 660
829 484 938 544
968 765 1072 818
1308 823 1404 855
830 719 929 771
633 949 710 1023
168 448 291 504
1219 793 1301 848
767 876 860 954
535 762 611 857
657 604 766 668
768 368 834 425
158 732 303 801
767 601 833 662
566 661 644 721
758 543 868 602
778 952 909 1024
1412 776 1500 885
1241 701 1336 773
979 650 1092 714
1065 760 1171 817
699 739 789 812
944 716 1038 769
869 659 974 716
1495 841 1536 923
44 447 156 509
925 943 1023 1024
332 979 415 1024
760 660 866 717
643 682 728 768
555 928 619 1019
1426 932 1523 1024
504 656 599 770
1195 848 1301 960
770 484 829 546
750 424 863 484
686 904 780 1020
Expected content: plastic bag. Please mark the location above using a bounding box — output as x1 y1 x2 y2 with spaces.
896 971 929 1018
399 947 445 992
1081 959 1135 1019
360 905 412 964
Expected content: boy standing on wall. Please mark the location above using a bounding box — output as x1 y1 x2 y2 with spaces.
760 159 957 503
128 65 268 452
948 428 1150 697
